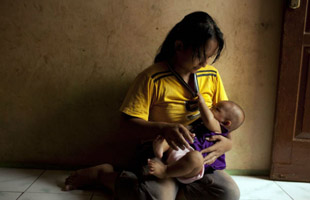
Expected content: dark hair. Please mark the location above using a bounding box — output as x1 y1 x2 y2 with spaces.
154 11 224 64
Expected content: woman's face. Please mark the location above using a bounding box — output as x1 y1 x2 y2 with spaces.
175 39 219 74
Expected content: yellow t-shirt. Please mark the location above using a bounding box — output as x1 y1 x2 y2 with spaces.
120 63 228 125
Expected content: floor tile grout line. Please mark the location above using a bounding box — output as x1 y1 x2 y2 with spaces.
16 192 24 200
16 169 46 199
90 192 95 200
13 190 93 194
15 169 46 200
15 191 95 199
273 181 294 200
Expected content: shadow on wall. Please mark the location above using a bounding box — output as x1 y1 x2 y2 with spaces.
2 77 139 169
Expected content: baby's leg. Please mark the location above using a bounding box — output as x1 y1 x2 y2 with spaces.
148 150 204 179
153 135 170 158
64 163 118 191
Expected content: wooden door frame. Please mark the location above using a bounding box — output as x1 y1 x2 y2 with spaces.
270 0 310 181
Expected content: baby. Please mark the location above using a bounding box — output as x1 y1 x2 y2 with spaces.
148 93 245 184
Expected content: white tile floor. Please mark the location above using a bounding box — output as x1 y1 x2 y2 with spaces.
0 168 309 200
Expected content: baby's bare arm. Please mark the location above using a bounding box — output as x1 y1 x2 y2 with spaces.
159 137 170 152
152 135 171 159
197 93 221 133
153 131 196 158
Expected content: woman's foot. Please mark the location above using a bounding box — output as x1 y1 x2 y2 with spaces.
63 163 114 191
153 135 165 158
147 158 168 179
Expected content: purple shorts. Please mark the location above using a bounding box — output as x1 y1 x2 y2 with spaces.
189 120 229 171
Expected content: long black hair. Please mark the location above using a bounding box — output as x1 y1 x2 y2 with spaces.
154 11 224 64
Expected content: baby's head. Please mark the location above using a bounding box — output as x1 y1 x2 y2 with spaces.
211 101 245 132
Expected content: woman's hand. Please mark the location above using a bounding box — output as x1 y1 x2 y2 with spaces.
200 135 232 165
121 115 195 150
161 123 195 151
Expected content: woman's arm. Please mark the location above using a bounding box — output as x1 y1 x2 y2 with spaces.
120 114 194 150
200 132 233 165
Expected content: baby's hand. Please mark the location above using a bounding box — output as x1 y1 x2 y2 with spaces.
196 93 205 104
190 132 196 139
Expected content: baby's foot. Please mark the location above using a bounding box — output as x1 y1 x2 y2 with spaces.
63 163 114 191
147 158 168 179
153 135 165 158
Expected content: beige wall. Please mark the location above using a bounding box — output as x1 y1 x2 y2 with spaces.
0 0 283 170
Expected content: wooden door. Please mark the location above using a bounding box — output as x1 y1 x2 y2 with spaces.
270 0 310 182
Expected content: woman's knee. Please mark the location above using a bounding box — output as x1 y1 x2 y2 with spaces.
217 170 240 200
182 170 240 200
142 177 178 200
218 178 240 200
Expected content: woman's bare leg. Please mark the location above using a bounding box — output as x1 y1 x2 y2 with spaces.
64 163 118 191
148 150 203 179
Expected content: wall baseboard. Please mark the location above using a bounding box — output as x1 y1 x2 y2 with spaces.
0 163 86 170
225 169 270 176
0 163 270 176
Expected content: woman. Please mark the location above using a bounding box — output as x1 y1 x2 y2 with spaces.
117 11 240 200
65 11 240 200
